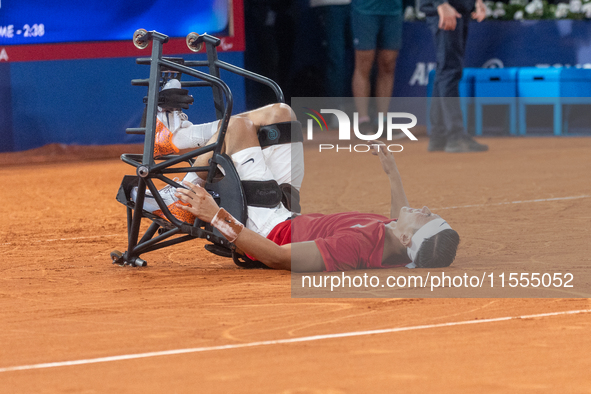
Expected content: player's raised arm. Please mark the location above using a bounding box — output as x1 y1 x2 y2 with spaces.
371 141 409 218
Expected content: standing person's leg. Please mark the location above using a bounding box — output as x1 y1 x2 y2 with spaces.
438 15 487 152
426 14 487 152
352 50 375 120
375 49 398 113
374 13 403 115
322 4 352 98
436 22 465 139
426 15 445 150
351 9 378 128
314 4 353 127
243 1 280 108
426 14 463 147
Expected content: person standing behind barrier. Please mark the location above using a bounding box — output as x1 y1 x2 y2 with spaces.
351 0 403 134
421 0 489 153
310 0 353 99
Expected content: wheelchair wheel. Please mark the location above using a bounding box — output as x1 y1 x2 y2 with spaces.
186 32 203 52
133 28 149 49
110 250 124 265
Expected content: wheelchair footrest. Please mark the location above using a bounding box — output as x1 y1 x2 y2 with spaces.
204 243 233 258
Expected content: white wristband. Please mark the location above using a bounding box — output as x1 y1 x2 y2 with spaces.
211 208 244 243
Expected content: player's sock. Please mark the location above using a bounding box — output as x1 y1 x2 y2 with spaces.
182 171 205 187
131 175 202 214
171 120 220 149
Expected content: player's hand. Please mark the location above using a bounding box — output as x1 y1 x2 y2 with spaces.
437 3 461 31
370 140 399 177
471 0 486 22
175 181 220 223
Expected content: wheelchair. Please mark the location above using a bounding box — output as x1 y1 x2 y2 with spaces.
111 30 301 269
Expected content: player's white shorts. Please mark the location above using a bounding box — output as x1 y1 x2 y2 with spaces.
230 142 304 237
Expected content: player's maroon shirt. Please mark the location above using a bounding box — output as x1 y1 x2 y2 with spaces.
267 212 401 272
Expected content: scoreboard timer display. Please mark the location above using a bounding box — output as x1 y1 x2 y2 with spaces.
0 0 229 45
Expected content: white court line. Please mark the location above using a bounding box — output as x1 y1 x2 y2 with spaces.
1 309 590 373
435 194 591 210
0 234 123 247
1 195 589 247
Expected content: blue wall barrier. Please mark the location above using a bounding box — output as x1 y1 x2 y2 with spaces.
4 19 591 153
0 52 245 153
0 62 14 152
394 20 591 98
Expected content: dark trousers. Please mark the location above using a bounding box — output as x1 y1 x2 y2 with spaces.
314 4 353 98
426 14 470 140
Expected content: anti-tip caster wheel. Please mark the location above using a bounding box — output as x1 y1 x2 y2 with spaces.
110 250 125 265
121 256 147 267
186 32 203 52
132 257 147 267
133 28 149 49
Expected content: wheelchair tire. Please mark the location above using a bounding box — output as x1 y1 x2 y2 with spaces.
232 251 271 269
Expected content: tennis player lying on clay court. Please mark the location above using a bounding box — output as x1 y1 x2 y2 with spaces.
133 101 303 233
138 102 460 272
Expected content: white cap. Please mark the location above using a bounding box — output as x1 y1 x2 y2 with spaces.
406 218 452 262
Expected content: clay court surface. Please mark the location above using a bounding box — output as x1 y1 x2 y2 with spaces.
1 137 590 393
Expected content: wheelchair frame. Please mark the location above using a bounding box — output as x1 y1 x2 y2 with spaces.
111 30 284 267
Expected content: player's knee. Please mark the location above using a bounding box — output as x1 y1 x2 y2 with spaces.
228 116 256 136
354 54 375 75
225 117 258 150
267 103 295 124
378 57 397 75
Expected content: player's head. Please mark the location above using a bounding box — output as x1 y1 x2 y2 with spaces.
395 206 460 268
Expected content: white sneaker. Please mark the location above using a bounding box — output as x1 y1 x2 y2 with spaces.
130 180 197 223
131 180 181 213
